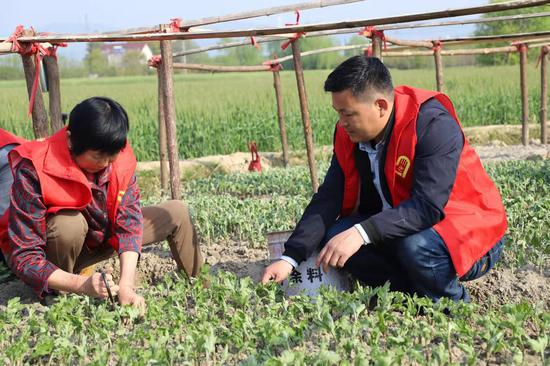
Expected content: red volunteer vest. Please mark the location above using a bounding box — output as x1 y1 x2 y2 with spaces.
334 86 507 277
0 127 137 252
0 128 26 148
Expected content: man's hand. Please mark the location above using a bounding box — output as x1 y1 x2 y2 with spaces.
83 272 119 299
118 285 146 316
316 227 364 273
261 260 293 284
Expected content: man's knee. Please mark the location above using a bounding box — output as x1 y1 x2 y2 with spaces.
46 211 88 248
393 228 449 269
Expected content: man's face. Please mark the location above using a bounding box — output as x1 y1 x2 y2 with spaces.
331 89 392 143
74 150 119 174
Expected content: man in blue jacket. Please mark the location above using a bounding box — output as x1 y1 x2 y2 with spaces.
262 56 506 302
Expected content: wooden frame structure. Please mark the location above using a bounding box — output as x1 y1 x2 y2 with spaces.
2 0 549 196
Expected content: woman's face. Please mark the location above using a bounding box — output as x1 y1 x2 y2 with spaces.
73 150 119 174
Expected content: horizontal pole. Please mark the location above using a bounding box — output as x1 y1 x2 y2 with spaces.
383 45 518 57
178 0 365 29
285 10 550 39
2 0 548 43
99 0 364 38
173 10 550 58
172 63 273 72
173 35 288 57
378 10 550 32
439 31 550 46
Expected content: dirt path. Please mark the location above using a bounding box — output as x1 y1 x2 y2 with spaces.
136 143 549 175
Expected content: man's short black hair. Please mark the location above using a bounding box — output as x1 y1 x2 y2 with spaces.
68 97 129 156
324 56 394 100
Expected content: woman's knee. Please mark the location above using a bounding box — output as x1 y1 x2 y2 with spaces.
46 211 88 246
161 200 192 226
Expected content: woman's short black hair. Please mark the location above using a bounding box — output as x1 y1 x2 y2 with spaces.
68 97 129 156
324 56 394 100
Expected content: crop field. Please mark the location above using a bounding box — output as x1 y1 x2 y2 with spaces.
0 158 548 364
0 64 547 161
0 63 548 364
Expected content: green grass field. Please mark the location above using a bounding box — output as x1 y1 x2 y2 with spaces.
0 64 547 160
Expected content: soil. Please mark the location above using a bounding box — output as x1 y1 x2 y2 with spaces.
1 135 548 310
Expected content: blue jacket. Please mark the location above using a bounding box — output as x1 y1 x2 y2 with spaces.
283 98 465 264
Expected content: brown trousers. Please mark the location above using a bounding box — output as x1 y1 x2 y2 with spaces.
44 200 203 278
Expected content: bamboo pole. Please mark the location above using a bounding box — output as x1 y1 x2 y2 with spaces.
156 67 169 192
541 46 548 145
20 30 49 139
172 63 272 72
378 10 550 32
159 40 181 200
271 44 376 64
433 42 444 92
371 34 383 59
5 1 550 44
382 46 518 57
294 11 550 40
0 43 12 54
178 0 364 29
172 12 550 59
21 55 49 138
272 70 289 167
291 39 319 193
518 43 529 145
13 28 550 47
43 54 63 132
64 0 365 37
384 36 432 49
173 35 286 57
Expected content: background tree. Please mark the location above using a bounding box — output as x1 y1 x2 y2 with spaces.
83 42 109 76
265 35 344 70
212 38 264 66
474 1 550 65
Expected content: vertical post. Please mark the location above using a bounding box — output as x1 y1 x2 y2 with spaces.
43 53 63 132
272 70 289 167
291 39 319 193
433 42 444 92
518 43 529 146
371 35 383 59
540 46 548 145
159 40 181 200
21 30 49 138
156 67 169 192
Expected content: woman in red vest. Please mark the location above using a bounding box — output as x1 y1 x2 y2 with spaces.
0 97 203 311
262 56 507 302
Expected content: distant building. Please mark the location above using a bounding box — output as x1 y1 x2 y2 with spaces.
100 43 153 66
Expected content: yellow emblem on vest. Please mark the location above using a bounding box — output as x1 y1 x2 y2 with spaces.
117 190 126 203
395 156 411 178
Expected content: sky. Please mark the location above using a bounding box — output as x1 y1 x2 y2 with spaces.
2 0 489 60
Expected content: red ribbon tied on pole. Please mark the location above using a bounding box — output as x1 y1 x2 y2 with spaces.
432 41 443 53
359 26 387 50
248 141 262 173
170 18 182 33
250 36 260 49
536 46 549 68
7 25 67 116
263 54 283 72
513 42 528 53
281 10 305 50
148 55 162 68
